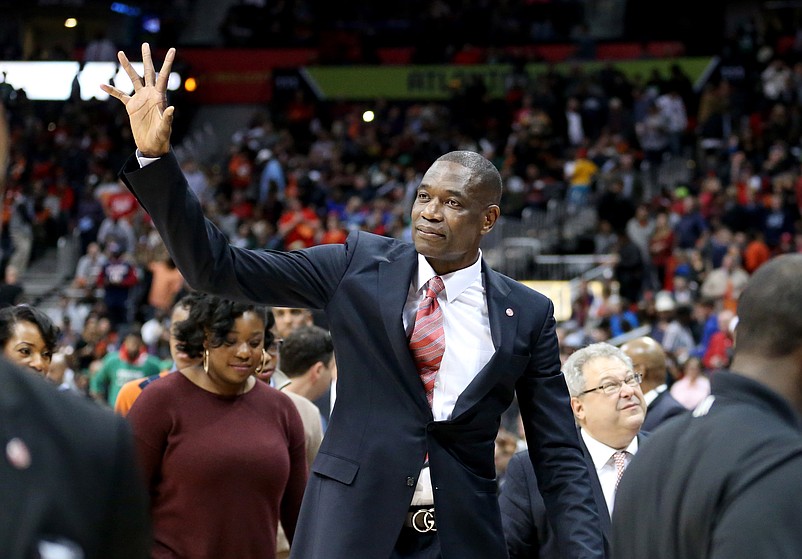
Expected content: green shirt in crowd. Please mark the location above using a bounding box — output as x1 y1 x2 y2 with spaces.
90 351 162 406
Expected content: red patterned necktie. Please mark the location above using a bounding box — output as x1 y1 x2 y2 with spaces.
409 276 446 407
613 450 629 493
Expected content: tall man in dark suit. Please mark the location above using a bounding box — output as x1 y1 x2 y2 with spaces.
0 357 150 559
500 342 646 558
621 336 686 431
102 44 605 559
613 254 802 558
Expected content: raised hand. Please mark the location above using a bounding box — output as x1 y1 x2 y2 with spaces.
101 43 176 157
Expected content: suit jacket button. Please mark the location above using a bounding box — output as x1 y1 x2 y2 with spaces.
406 476 415 487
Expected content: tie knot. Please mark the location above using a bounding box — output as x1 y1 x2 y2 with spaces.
426 276 445 299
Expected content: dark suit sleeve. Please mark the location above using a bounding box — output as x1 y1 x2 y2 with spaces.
515 300 605 559
98 416 151 558
499 452 539 558
642 392 687 432
657 392 687 422
120 152 347 309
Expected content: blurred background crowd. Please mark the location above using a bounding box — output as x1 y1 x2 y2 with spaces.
1 0 802 459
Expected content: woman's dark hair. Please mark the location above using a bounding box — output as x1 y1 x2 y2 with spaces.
167 291 208 359
172 294 269 359
264 307 275 344
0 304 60 352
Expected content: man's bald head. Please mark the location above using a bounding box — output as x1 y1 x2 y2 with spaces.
46 352 68 385
621 337 667 393
435 150 502 206
729 254 802 416
735 254 802 358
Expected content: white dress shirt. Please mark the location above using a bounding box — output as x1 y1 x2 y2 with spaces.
580 429 639 516
643 383 667 407
404 253 494 505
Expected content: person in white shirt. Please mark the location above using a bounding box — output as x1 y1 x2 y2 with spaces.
500 342 646 557
563 344 645 514
655 89 688 156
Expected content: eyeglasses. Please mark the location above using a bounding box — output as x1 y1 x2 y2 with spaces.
580 373 643 396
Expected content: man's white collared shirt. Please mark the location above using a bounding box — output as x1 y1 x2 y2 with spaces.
404 253 494 505
644 383 668 407
581 429 639 516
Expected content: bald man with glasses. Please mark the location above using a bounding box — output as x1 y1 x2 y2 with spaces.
500 343 647 558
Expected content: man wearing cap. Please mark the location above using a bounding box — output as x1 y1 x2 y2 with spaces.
700 251 749 313
96 243 139 330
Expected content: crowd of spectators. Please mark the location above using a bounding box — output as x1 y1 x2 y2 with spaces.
3 8 802 558
219 0 591 56
0 9 799 423
5 0 760 65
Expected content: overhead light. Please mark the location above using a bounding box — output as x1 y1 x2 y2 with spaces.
64 18 78 28
110 2 142 16
142 16 160 34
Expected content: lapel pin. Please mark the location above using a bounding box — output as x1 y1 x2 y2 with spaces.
506 308 514 317
6 437 31 470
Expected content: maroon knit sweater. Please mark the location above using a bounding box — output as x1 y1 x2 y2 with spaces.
127 372 307 558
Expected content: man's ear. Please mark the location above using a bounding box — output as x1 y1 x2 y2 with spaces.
308 361 324 382
481 205 500 235
571 396 585 423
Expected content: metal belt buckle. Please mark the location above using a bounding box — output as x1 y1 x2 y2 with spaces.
412 507 436 533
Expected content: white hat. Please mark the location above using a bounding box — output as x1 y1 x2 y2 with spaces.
255 148 273 164
140 318 164 346
655 290 676 312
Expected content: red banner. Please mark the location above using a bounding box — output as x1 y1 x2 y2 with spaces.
177 48 318 104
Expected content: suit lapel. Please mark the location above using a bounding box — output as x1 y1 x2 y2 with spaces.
449 265 512 419
377 247 431 412
483 264 508 350
648 390 664 412
578 433 613 539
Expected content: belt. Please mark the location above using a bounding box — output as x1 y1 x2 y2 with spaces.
404 506 436 533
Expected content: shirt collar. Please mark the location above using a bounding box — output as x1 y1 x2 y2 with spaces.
415 251 483 303
271 369 292 391
644 383 667 406
581 428 639 470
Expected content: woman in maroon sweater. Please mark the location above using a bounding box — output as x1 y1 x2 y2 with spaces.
127 294 307 558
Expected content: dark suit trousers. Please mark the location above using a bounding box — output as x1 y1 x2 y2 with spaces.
391 529 441 559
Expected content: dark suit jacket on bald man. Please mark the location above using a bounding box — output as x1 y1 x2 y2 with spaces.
642 389 686 432
121 151 604 559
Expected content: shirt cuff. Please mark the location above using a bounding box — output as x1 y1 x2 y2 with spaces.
136 149 161 168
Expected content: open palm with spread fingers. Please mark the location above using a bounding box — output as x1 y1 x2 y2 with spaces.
101 43 176 157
